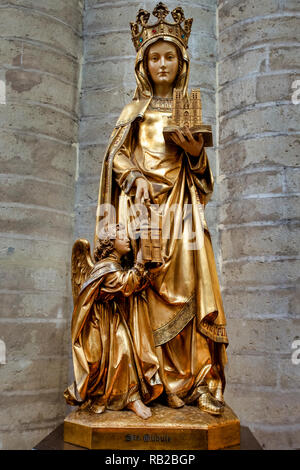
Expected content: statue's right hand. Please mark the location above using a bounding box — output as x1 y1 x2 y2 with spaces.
135 177 150 205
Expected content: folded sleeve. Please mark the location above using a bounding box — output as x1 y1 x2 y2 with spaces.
101 264 149 298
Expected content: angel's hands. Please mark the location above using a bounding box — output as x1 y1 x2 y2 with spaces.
147 260 165 274
171 126 204 157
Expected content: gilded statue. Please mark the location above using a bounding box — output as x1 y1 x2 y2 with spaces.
65 2 229 419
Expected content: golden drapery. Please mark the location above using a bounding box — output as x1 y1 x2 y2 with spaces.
64 255 162 410
94 36 228 404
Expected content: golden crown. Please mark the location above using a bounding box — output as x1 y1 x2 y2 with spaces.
130 2 193 52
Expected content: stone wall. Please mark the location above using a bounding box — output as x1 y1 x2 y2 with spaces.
217 0 300 449
0 0 83 449
1 0 299 451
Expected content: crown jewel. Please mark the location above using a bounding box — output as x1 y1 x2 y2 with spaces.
130 2 193 52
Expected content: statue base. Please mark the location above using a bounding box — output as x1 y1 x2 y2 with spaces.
163 124 213 147
64 403 240 450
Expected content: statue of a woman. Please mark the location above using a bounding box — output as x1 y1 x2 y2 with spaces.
94 3 229 416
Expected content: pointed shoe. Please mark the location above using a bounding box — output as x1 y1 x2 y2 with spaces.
197 392 225 416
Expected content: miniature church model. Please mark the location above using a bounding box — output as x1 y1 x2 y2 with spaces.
172 88 203 128
163 88 213 147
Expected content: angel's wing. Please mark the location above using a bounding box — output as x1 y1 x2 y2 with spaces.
71 239 95 305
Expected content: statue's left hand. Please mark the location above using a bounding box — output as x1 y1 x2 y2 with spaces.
171 126 204 157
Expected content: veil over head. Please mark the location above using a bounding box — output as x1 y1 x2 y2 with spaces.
116 36 190 127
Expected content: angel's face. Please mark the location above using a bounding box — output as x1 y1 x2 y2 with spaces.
114 231 131 256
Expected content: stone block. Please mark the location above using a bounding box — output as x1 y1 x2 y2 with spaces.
174 6 216 37
75 177 99 208
199 91 216 121
0 321 69 359
206 147 217 176
0 102 78 143
224 386 300 425
85 0 107 4
0 234 71 271
73 227 95 246
226 353 278 386
279 356 300 389
0 264 69 293
78 144 106 178
82 59 135 90
222 287 296 318
0 0 83 32
220 73 297 116
189 62 215 92
0 425 61 450
85 0 107 5
0 235 72 269
219 104 299 144
218 135 300 172
0 38 22 66
219 17 300 60
204 202 218 233
5 70 78 115
0 175 74 213
219 170 283 202
81 86 135 116
22 43 79 84
0 130 77 186
285 167 300 193
0 290 71 320
0 7 81 59
226 318 300 354
0 356 69 393
220 223 299 259
219 77 256 116
256 73 298 103
269 46 300 71
218 48 267 86
218 0 280 31
188 33 216 63
249 425 300 450
87 0 217 8
74 205 97 240
0 392 66 431
79 115 116 145
85 31 134 59
219 195 300 226
85 3 216 36
0 206 73 240
84 3 143 32
222 258 300 287
282 0 300 12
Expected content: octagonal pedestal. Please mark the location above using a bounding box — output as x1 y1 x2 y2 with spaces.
64 403 240 450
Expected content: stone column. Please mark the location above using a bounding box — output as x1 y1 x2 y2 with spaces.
0 0 83 449
217 0 300 449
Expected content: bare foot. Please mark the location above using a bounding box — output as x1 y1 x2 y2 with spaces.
127 399 152 419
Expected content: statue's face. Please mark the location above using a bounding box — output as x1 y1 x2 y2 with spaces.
147 40 179 90
114 231 131 256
